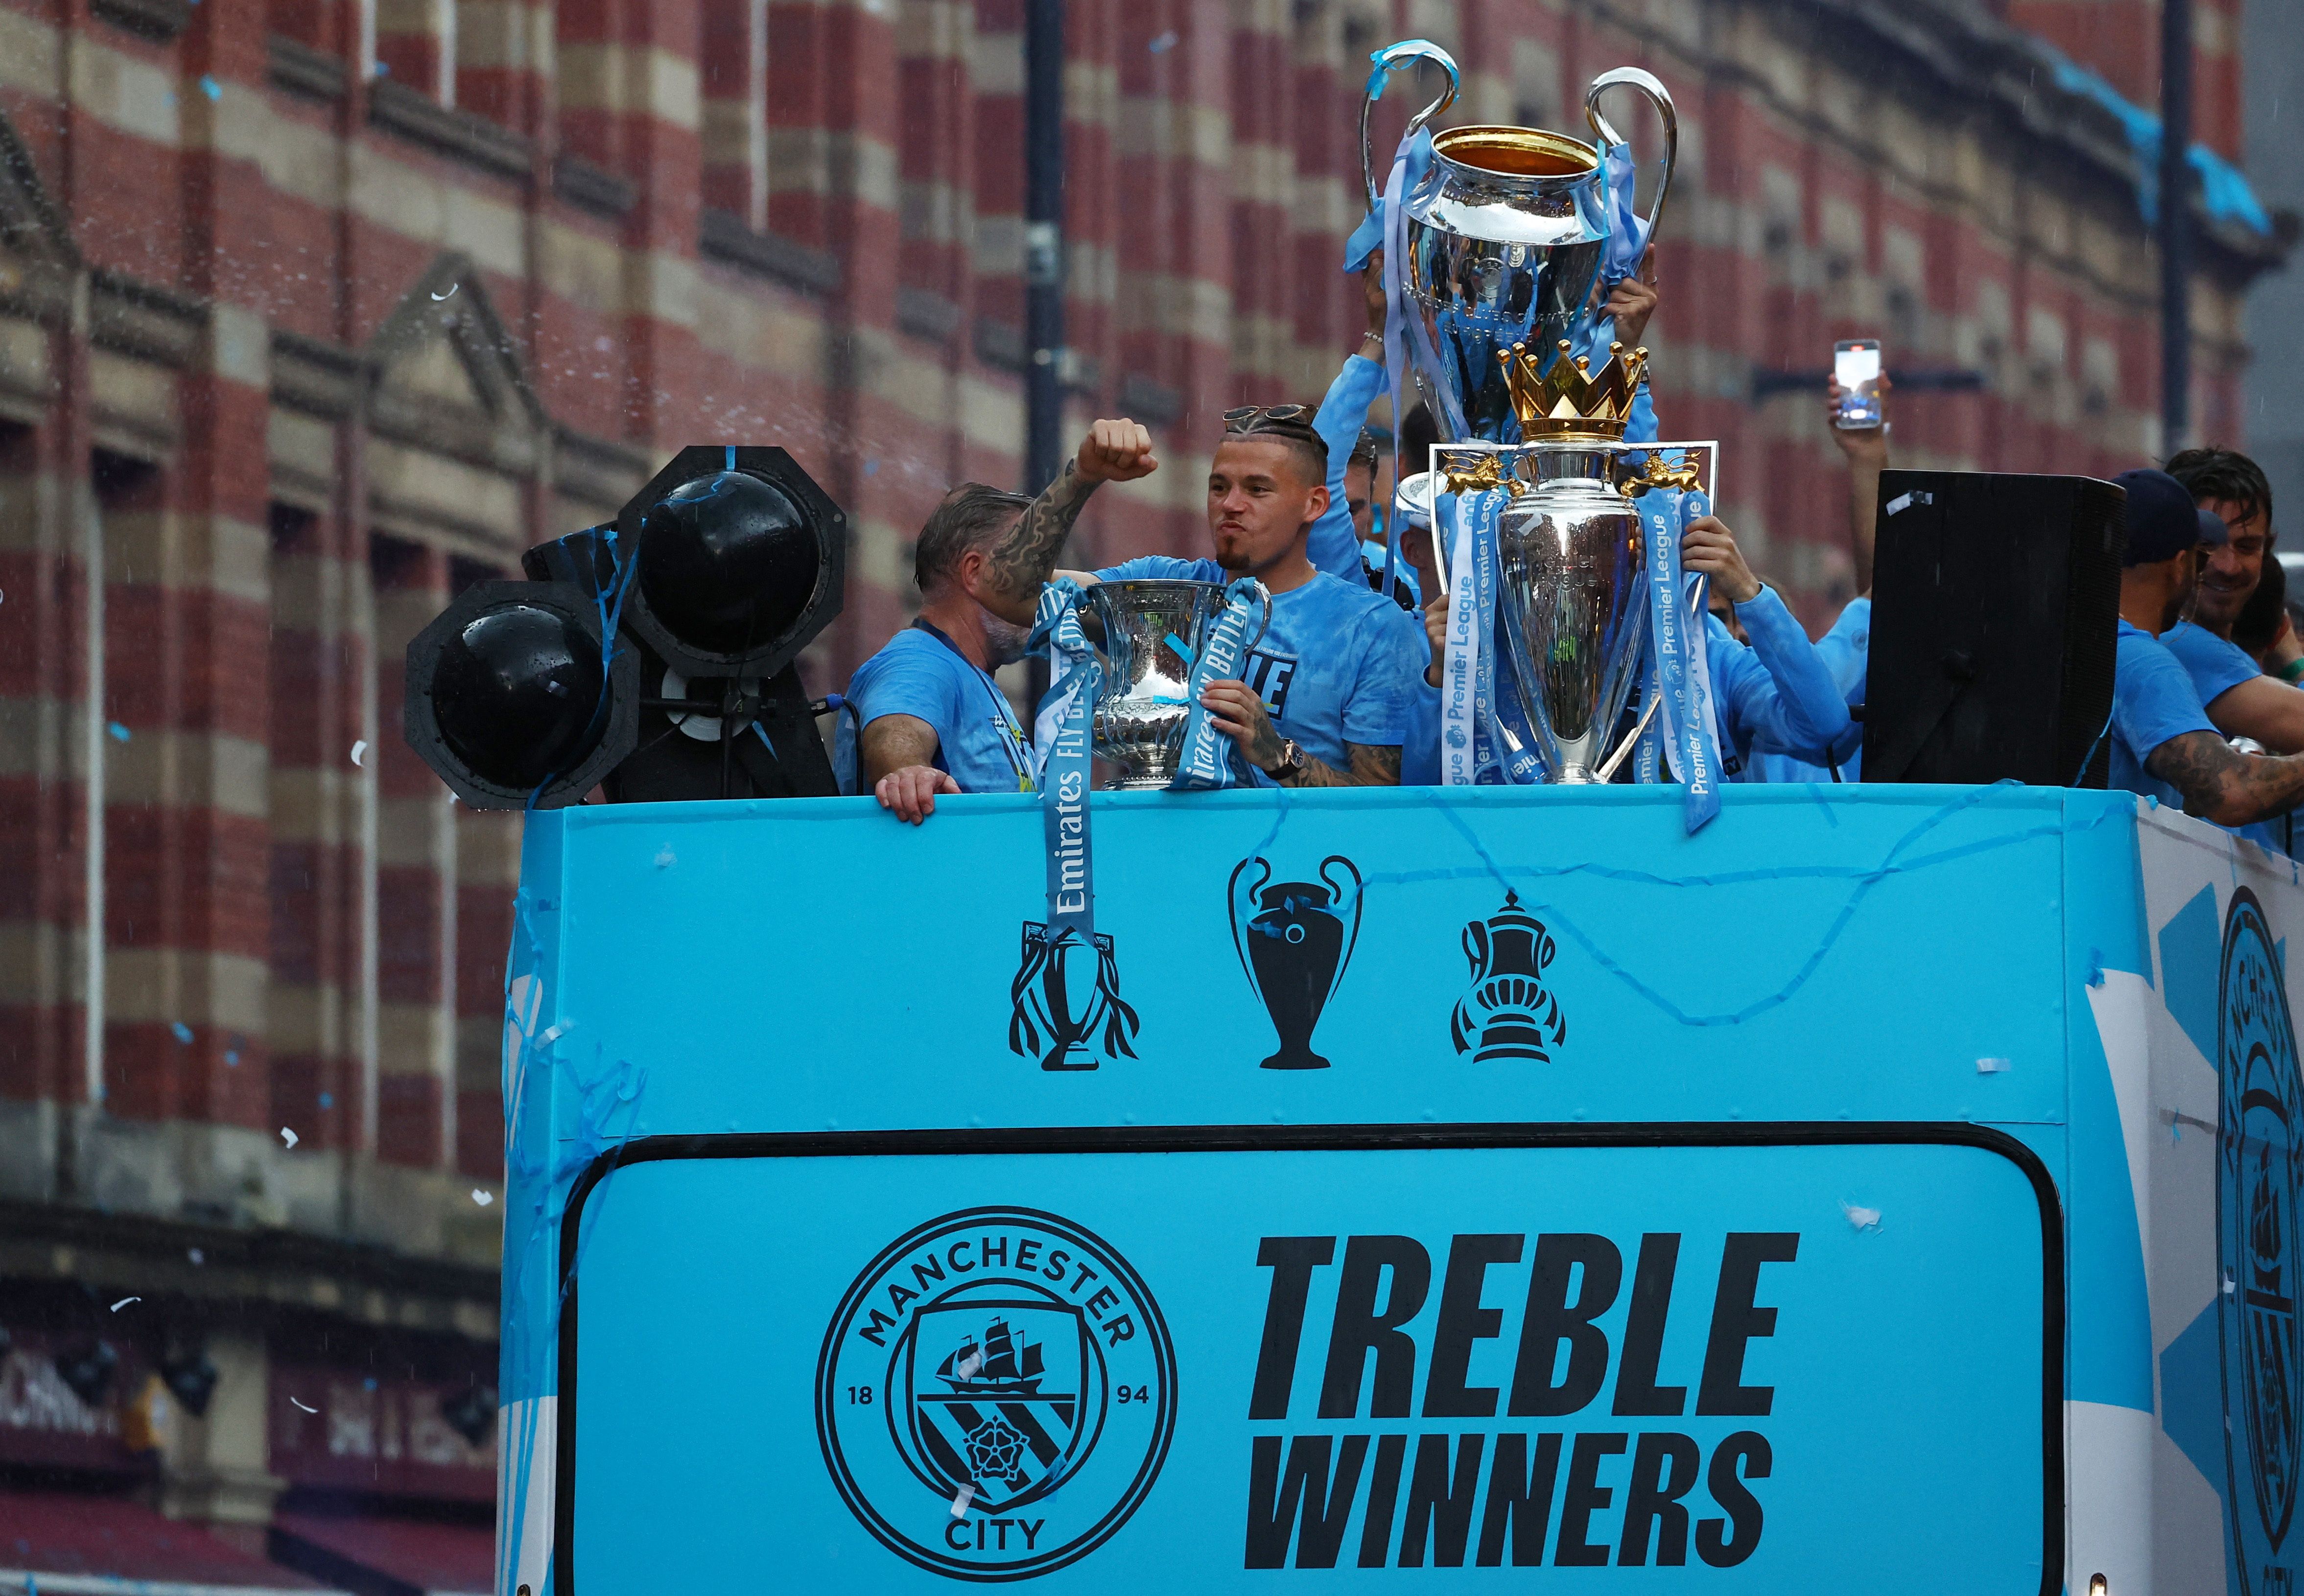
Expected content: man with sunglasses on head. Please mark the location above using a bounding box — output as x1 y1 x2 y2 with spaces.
973 408 1428 786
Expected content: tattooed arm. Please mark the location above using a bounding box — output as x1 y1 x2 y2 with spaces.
1195 680 1404 787
977 419 1160 623
2145 729 2304 826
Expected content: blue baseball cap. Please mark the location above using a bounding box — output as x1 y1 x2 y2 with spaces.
2116 468 2228 566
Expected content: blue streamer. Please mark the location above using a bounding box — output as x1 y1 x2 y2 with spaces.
1640 491 1721 831
1171 578 1270 791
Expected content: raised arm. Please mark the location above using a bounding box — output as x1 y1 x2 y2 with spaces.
1303 255 1392 580
978 419 1159 623
1824 376 1890 596
1683 514 1856 762
2146 730 2304 826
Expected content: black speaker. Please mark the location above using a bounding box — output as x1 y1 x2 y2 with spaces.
1862 469 2125 788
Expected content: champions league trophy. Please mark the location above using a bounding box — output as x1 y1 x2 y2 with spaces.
1088 580 1271 788
1360 42 1676 442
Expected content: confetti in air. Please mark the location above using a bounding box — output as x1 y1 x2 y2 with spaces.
1149 29 1177 51
291 1397 318 1413
109 1297 140 1313
950 1483 975 1518
1975 1056 2011 1074
432 283 460 301
472 1189 494 1206
1840 1200 1881 1232
199 76 220 101
108 722 130 742
349 739 368 767
171 1022 193 1045
280 1126 299 1149
187 1248 204 1266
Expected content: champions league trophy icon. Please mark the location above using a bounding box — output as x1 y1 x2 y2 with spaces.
1089 580 1271 788
1009 922 1141 1071
1360 42 1676 443
1451 892 1568 1062
1227 855 1364 1069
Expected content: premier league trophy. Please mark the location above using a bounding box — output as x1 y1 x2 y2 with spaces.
1089 580 1270 788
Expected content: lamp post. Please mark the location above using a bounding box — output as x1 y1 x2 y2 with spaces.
2161 0 2193 452
1024 0 1066 494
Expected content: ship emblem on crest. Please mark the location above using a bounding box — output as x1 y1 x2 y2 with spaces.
1451 891 1568 1062
2218 886 2304 1592
913 1311 1085 1507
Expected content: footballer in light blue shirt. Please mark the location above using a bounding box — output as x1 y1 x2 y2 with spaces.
2103 466 2304 836
961 407 1426 786
843 426 1159 821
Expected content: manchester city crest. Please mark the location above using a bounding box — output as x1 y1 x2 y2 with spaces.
2219 887 2304 1595
816 1207 1176 1580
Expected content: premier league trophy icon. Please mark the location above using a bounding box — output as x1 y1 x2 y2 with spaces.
1227 855 1364 1070
1360 41 1676 442
1451 891 1568 1063
1089 580 1271 787
1009 921 1141 1071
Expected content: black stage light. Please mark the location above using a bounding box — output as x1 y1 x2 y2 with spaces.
441 1382 498 1446
161 1346 219 1417
56 1339 117 1407
616 446 845 680
404 581 639 809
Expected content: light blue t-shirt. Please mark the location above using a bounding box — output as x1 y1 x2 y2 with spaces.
2160 620 2294 853
2108 620 2218 813
1094 559 1426 768
1706 585 1859 772
835 624 1036 796
1743 596 1870 783
2161 620 2264 709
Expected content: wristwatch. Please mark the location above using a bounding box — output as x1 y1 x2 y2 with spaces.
1270 738 1306 781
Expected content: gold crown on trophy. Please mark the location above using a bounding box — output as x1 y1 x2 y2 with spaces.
1498 339 1650 439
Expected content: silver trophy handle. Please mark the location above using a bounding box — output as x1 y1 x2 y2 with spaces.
1584 67 1678 251
1243 582 1275 656
1360 41 1460 212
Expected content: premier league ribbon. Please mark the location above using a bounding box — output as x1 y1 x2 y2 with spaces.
1637 489 1723 833
1026 579 1099 939
1170 578 1271 791
1436 487 1485 785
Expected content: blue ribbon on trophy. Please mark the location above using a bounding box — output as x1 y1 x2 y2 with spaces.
1027 578 1099 939
1636 485 1723 834
1170 577 1272 791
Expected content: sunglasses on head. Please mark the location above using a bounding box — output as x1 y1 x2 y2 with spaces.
1223 403 1313 434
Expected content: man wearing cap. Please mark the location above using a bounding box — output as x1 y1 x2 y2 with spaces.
2108 467 2304 833
975 407 1427 787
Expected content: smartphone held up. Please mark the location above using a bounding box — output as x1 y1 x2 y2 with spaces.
1834 338 1883 429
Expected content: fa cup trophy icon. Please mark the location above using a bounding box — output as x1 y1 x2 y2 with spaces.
1451 892 1568 1063
1228 856 1364 1070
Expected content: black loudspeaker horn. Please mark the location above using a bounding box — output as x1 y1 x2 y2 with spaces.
615 446 846 680
1862 469 2125 788
403 580 639 808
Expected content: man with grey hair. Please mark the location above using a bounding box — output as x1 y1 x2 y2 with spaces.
841 420 1158 821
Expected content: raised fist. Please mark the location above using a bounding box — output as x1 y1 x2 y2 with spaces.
1075 419 1159 485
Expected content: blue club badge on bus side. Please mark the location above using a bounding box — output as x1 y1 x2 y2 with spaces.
817 1207 1177 1580
2219 887 2304 1594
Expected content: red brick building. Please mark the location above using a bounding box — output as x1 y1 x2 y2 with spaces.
0 0 2285 1585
